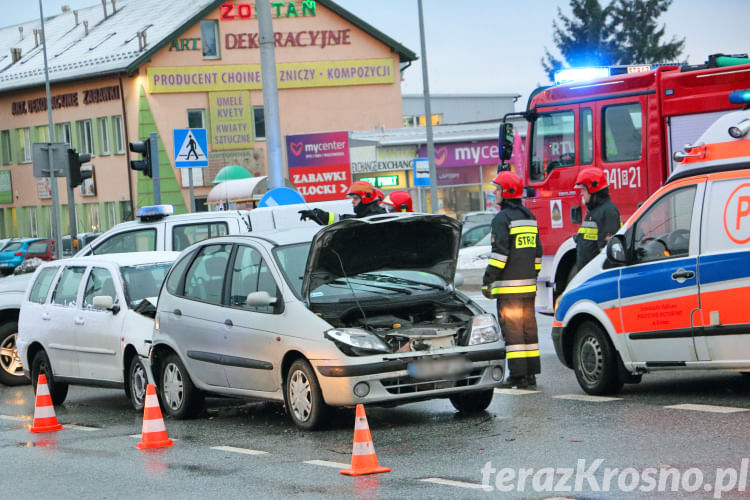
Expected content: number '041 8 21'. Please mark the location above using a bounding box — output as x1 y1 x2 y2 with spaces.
606 166 641 189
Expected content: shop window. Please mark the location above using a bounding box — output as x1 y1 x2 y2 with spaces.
78 120 94 155
99 118 110 155
112 116 124 153
187 109 205 128
603 103 642 162
21 128 32 163
580 108 593 164
0 131 10 165
253 107 265 140
200 20 220 59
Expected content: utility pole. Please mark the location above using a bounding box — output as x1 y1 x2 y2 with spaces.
256 1 284 189
39 0 62 258
418 0 438 214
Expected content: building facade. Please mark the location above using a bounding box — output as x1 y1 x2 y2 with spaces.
0 0 415 238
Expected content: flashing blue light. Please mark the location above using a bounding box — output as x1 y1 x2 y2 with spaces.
136 204 174 219
729 89 750 104
554 66 611 85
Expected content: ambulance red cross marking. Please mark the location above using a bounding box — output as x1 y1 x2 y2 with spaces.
723 183 750 244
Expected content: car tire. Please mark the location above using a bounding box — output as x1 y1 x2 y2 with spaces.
127 356 149 412
159 353 203 419
449 389 494 413
0 321 27 386
285 359 330 430
30 350 68 406
572 321 623 395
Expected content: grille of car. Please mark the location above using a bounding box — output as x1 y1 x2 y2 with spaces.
380 368 484 395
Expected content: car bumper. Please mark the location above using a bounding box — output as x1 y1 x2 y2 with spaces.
551 326 570 368
312 346 506 406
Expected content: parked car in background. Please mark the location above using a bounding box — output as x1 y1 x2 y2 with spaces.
17 252 180 410
460 222 491 248
0 238 44 275
151 214 506 430
24 240 56 262
62 233 102 256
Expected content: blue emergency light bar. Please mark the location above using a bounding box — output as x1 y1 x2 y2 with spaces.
729 89 750 104
554 66 611 85
136 204 174 219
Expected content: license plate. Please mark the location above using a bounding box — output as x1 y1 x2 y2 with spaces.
407 357 471 380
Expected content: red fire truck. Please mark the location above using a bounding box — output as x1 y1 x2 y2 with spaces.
499 54 750 314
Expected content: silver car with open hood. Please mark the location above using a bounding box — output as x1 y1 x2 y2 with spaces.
151 213 506 429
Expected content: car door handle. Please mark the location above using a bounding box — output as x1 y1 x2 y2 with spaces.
224 319 233 327
671 269 695 280
74 317 85 326
173 309 182 317
41 313 51 321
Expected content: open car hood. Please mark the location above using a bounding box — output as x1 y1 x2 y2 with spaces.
301 214 461 299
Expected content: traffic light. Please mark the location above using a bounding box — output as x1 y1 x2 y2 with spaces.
129 138 152 178
67 148 92 188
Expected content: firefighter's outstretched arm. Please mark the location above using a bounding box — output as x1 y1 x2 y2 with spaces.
482 214 510 299
298 208 340 226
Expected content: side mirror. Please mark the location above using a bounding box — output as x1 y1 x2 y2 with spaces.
246 291 277 307
498 122 514 162
93 295 120 314
606 234 628 265
570 206 582 225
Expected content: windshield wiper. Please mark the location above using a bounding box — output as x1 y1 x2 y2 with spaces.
358 273 446 290
330 279 412 295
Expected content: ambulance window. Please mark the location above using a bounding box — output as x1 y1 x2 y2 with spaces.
529 110 575 182
580 108 593 164
632 186 695 264
603 103 642 162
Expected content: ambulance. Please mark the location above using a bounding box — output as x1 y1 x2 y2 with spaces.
552 101 750 394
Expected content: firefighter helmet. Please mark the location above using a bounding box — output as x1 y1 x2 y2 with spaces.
492 171 524 199
374 188 385 204
383 190 413 212
346 181 378 204
574 167 608 193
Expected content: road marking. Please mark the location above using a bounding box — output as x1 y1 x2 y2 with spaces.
554 394 623 402
210 445 268 456
494 388 539 395
304 459 349 469
421 478 491 490
0 414 31 421
664 403 748 414
66 424 101 431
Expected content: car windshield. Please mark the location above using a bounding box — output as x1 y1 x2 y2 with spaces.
475 232 491 246
274 243 447 302
3 242 22 252
121 262 173 308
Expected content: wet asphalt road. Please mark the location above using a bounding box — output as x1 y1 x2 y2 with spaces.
3 295 750 499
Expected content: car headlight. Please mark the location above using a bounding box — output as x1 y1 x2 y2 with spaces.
469 314 500 345
324 328 390 356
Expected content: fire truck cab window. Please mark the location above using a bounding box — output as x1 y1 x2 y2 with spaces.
603 103 642 162
530 110 575 182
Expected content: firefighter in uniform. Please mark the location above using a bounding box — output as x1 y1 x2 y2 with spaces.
573 167 621 272
482 171 543 388
299 180 386 225
382 190 413 213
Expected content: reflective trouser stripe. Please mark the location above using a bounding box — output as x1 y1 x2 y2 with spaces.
489 259 506 269
492 285 537 294
506 350 540 359
506 343 539 351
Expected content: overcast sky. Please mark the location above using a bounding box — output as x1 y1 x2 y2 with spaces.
3 0 748 102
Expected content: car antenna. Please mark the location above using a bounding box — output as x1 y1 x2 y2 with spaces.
330 248 368 326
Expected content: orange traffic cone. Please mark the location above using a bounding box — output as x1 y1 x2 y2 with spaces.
29 374 64 433
340 404 390 476
136 384 173 450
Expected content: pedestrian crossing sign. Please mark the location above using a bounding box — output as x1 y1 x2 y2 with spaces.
173 128 208 168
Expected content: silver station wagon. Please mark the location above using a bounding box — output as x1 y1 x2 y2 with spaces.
151 214 506 429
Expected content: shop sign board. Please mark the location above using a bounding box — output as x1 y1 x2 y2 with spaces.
147 58 394 93
209 91 253 150
413 158 430 186
417 141 500 168
350 145 416 173
286 131 350 202
359 175 399 188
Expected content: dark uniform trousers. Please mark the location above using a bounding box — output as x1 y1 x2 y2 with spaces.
483 202 543 379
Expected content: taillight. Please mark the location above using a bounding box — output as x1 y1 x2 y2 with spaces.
14 252 22 256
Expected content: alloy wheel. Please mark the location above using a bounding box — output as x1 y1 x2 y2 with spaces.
162 362 184 411
289 370 312 422
0 333 22 377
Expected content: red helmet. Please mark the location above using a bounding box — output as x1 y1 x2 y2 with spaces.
492 171 524 199
383 190 413 212
374 188 385 204
346 181 378 204
575 167 608 193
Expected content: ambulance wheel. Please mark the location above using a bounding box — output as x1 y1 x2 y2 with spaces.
450 389 494 413
573 321 623 395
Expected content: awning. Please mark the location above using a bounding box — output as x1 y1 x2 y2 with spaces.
207 176 296 203
212 164 252 185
